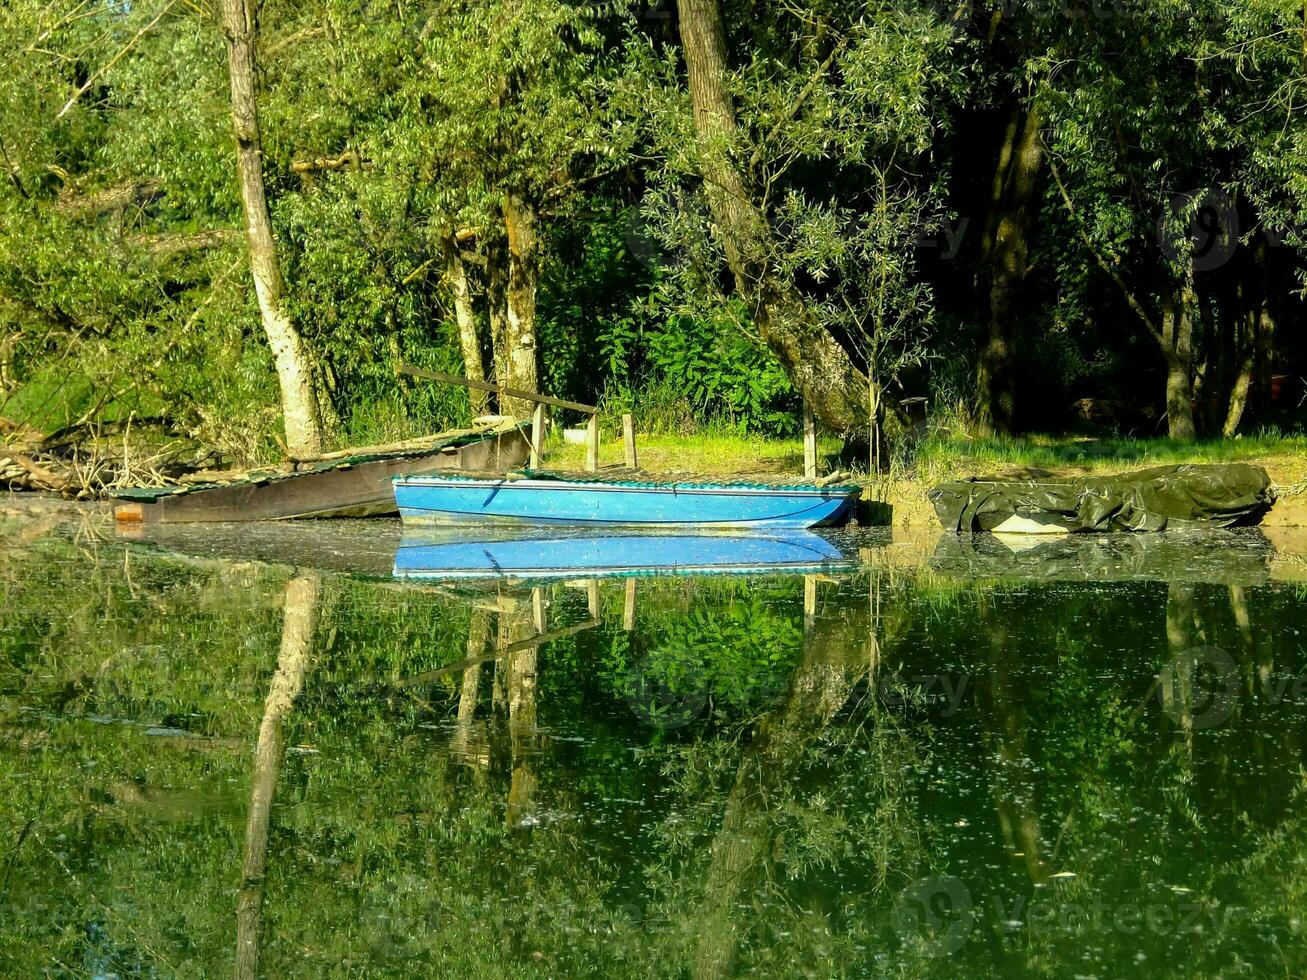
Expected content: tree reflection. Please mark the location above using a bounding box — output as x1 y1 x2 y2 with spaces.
235 572 322 980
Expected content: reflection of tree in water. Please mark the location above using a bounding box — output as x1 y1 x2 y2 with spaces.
615 575 926 979
236 572 322 979
977 599 1049 884
8 529 1307 976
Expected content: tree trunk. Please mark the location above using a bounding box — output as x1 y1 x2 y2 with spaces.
976 104 1043 435
452 609 490 769
486 235 510 414
235 572 321 980
442 236 488 416
220 0 324 458
0 331 15 390
1223 306 1256 437
503 594 539 828
1161 286 1196 441
677 0 871 433
501 192 541 419
1253 240 1277 409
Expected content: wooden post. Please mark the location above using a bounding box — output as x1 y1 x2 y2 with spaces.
587 580 600 619
622 413 638 470
623 579 637 631
804 574 817 621
532 586 547 633
530 403 545 468
803 399 817 479
585 413 600 473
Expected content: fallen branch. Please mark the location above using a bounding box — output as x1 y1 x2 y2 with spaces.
290 149 371 173
55 179 163 217
127 229 240 256
6 453 70 491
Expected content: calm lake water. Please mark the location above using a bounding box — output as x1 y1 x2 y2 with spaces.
2 516 1305 978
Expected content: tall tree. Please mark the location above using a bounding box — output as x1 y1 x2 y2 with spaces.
975 102 1044 435
220 0 325 457
675 0 871 433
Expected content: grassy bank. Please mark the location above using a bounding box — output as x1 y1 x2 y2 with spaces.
542 427 1307 528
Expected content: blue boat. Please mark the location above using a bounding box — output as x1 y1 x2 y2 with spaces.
391 473 860 529
393 529 854 580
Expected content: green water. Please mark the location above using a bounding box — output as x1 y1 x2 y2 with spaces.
2 519 1306 978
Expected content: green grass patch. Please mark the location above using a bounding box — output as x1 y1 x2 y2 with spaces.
907 430 1307 487
543 422 1307 490
544 427 843 477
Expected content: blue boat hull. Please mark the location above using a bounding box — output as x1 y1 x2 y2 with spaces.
393 530 853 579
393 476 858 529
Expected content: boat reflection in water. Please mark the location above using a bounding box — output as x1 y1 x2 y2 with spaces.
393 528 854 580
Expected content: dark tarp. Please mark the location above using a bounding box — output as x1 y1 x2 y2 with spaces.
929 463 1273 533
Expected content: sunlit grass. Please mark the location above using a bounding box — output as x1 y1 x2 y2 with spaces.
908 430 1307 487
543 427 843 476
542 420 1307 486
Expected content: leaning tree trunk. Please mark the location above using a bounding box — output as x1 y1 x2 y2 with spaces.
677 0 871 433
442 235 488 416
501 191 541 419
977 104 1043 435
220 0 324 458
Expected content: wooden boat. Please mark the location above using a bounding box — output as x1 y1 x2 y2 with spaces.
392 472 861 529
112 426 529 524
393 529 854 579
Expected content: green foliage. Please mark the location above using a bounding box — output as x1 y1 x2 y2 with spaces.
2 0 1306 467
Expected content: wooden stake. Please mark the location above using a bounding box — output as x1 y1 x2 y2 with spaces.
803 400 817 479
623 579 637 631
530 403 545 468
587 580 600 619
585 414 600 473
804 574 817 620
532 586 547 633
622 413 638 469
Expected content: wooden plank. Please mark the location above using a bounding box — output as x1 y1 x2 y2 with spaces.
397 363 598 415
622 413 637 469
530 403 546 468
803 400 817 479
585 414 600 473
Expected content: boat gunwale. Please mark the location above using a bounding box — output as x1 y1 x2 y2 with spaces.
392 560 854 580
391 475 860 499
